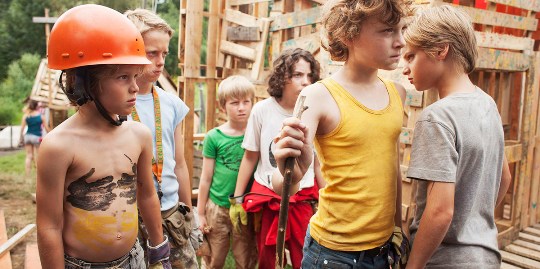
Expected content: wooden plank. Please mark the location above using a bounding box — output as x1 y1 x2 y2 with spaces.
487 0 540 12
458 5 538 31
521 53 540 229
505 141 523 163
251 18 271 80
224 9 258 28
400 127 413 145
405 89 423 107
230 0 271 5
24 243 41 269
523 227 540 237
0 210 12 269
400 165 411 183
505 244 540 262
281 32 320 54
501 250 540 268
220 40 256 61
0 224 36 256
519 232 540 244
476 48 529 71
501 262 522 269
401 204 409 222
227 26 260 41
270 6 321 31
475 32 534 51
514 239 540 252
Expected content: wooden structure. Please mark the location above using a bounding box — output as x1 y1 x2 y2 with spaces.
29 59 70 129
178 0 540 256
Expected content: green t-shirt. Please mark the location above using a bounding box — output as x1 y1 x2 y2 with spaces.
203 128 245 208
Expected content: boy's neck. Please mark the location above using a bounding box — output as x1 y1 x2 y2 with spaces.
138 81 154 95
437 73 475 99
339 61 380 85
77 103 120 130
276 96 296 114
220 120 246 136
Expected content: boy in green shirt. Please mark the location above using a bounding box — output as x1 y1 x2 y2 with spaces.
197 75 258 269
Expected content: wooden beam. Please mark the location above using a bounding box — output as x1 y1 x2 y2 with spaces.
400 127 413 145
270 6 321 31
224 9 259 28
505 141 523 163
501 250 540 268
24 243 41 269
458 5 538 31
227 26 260 41
281 32 320 54
220 40 256 61
0 224 36 256
229 0 271 5
0 210 11 269
520 232 540 244
476 48 529 71
406 89 423 107
32 17 57 24
501 262 522 269
505 244 540 262
476 32 534 51
251 18 271 80
514 239 540 252
487 0 540 12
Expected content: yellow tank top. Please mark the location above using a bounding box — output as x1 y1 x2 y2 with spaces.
311 77 403 251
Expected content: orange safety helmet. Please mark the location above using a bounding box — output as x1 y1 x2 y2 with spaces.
47 4 150 70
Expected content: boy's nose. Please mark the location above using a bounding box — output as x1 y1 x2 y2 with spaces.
402 65 410 75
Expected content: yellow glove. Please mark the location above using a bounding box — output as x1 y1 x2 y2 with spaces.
229 196 248 233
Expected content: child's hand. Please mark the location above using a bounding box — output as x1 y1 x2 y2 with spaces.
229 196 247 233
198 215 211 234
148 236 172 269
273 117 313 184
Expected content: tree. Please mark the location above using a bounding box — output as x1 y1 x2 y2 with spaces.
0 53 41 125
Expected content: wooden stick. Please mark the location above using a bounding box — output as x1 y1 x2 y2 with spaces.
276 96 307 269
0 224 36 256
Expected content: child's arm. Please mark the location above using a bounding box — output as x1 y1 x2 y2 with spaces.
405 181 455 269
174 125 193 208
19 114 27 146
36 137 70 268
136 128 165 247
197 156 215 232
232 150 259 197
496 156 512 207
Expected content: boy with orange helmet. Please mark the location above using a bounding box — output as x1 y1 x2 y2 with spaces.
36 4 170 269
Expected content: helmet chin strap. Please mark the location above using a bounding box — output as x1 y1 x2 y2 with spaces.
59 68 123 126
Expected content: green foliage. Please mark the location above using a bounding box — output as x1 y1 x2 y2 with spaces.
157 0 180 76
0 53 40 125
0 0 47 79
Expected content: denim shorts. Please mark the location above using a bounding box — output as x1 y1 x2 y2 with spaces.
301 229 390 269
24 134 41 145
64 239 145 269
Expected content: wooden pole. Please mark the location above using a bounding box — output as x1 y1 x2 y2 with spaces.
275 96 307 269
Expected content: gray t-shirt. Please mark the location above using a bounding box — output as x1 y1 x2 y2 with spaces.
407 88 504 269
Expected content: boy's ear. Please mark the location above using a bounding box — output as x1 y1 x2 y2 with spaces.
436 44 450 61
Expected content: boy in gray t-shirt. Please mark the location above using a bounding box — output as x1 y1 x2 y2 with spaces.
401 6 512 269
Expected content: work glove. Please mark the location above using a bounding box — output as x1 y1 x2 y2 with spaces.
389 226 410 269
148 236 172 269
190 207 204 250
229 195 248 233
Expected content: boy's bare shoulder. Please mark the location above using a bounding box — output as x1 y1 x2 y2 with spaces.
123 120 152 140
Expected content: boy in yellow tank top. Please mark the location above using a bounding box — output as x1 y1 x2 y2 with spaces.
273 0 412 268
